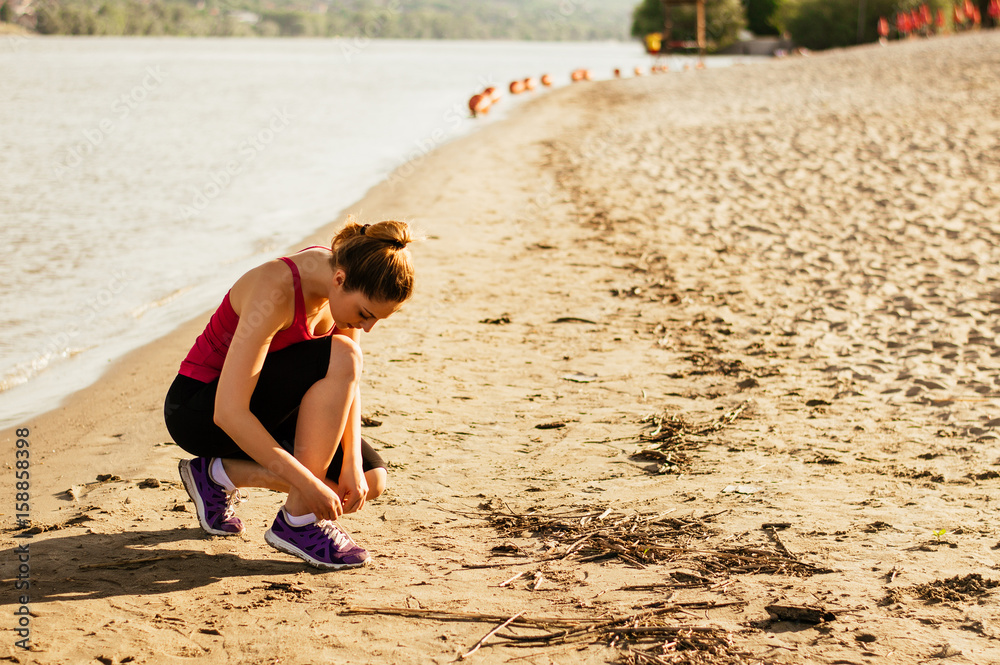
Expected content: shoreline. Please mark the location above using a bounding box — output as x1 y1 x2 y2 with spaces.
4 31 1000 664
0 36 690 431
0 41 759 433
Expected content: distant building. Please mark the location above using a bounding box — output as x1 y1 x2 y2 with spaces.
6 0 37 28
230 10 260 24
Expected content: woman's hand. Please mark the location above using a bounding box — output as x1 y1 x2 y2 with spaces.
294 476 344 522
338 463 369 514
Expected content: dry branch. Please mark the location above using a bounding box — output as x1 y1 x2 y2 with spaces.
341 605 747 663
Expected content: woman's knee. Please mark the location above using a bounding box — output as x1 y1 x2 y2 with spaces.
366 467 388 501
327 335 363 380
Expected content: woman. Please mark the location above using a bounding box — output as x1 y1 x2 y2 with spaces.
164 219 414 569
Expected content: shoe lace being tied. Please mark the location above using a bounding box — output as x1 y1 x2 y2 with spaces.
316 520 353 549
223 489 248 519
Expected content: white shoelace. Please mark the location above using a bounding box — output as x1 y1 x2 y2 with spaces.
316 520 355 549
223 488 248 519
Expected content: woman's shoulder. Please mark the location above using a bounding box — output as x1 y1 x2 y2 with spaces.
229 258 297 319
286 246 332 274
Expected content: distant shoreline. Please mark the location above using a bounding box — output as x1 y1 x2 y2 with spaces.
0 0 635 42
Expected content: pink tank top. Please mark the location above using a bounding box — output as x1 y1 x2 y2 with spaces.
178 255 336 382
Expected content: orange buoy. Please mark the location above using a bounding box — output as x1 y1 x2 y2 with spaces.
483 86 500 103
570 69 584 82
468 93 490 117
633 66 643 76
582 69 592 81
540 73 553 86
613 68 621 78
509 80 525 94
523 77 536 91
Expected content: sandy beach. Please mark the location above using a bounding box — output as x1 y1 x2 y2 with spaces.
4 30 1000 664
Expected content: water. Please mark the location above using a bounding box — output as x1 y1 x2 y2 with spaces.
0 36 750 429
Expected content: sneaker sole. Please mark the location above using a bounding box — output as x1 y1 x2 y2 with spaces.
264 528 370 570
178 459 242 537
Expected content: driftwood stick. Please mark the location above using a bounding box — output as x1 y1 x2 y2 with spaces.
340 606 578 629
498 570 525 587
460 611 525 659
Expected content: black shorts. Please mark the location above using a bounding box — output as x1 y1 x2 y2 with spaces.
164 336 386 481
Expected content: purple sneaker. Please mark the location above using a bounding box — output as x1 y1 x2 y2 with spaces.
178 458 246 536
264 508 370 570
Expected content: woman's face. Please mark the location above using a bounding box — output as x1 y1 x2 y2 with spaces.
328 270 401 333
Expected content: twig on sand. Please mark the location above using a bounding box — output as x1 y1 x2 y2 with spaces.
498 570 526 587
763 525 799 564
460 611 525 659
341 605 739 661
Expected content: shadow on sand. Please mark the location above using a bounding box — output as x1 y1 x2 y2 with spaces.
1 525 333 604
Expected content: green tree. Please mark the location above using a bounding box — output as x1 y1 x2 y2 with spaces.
775 0 952 49
0 2 11 23
97 2 128 35
746 0 779 35
631 0 746 51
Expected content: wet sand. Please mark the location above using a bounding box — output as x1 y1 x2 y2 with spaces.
3 30 1000 664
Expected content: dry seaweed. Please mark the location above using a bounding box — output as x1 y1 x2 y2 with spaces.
911 573 1000 604
585 402 752 475
487 506 715 565
482 503 829 577
629 402 752 474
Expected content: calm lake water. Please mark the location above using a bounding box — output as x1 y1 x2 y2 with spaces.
0 36 749 428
